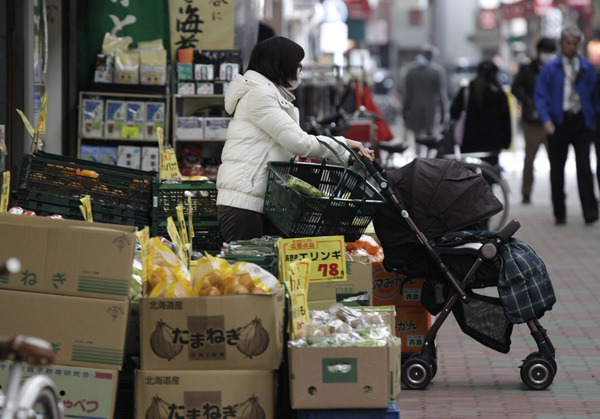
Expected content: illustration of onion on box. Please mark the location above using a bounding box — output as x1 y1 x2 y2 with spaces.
146 394 266 419
150 317 270 361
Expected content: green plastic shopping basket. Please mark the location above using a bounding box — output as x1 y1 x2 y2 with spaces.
264 138 386 242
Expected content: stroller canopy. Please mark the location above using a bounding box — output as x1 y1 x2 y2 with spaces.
374 158 504 249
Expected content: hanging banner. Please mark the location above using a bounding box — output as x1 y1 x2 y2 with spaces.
480 9 498 29
502 1 526 20
168 0 235 63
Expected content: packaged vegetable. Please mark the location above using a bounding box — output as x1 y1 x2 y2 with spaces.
287 175 327 197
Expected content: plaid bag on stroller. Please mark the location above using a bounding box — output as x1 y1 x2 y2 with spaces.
361 157 557 390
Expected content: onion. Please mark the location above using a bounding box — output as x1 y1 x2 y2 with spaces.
237 317 270 358
228 284 249 294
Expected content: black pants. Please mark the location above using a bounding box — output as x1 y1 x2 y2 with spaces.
548 112 598 221
217 205 285 243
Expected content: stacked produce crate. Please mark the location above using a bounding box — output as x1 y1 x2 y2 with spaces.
16 151 155 228
372 263 433 360
136 275 285 418
0 213 137 419
151 180 223 253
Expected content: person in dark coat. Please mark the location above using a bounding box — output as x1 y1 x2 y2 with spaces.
511 38 557 204
534 26 599 225
450 60 512 179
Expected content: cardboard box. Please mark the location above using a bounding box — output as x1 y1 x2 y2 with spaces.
141 146 159 172
104 100 126 138
176 117 203 140
0 213 136 300
117 145 141 170
124 102 145 139
395 305 433 353
308 281 336 301
337 255 373 304
145 102 165 140
135 369 276 419
288 338 401 410
203 117 231 139
0 289 128 370
0 361 119 419
307 299 337 312
372 261 425 306
140 289 285 370
82 99 104 138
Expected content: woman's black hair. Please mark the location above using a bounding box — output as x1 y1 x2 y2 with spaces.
470 60 502 108
246 36 304 88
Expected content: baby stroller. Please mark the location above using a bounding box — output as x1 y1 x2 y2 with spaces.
361 157 557 391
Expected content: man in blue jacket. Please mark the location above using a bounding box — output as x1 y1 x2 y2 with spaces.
534 26 599 225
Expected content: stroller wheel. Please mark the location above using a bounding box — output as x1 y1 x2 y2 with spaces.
402 357 434 390
524 352 557 373
520 357 555 390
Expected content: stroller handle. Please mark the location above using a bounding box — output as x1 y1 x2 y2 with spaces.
360 155 388 189
496 220 521 244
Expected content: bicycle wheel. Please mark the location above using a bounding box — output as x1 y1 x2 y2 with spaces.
457 159 510 231
30 386 62 419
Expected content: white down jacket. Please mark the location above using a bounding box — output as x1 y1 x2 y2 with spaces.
216 70 351 213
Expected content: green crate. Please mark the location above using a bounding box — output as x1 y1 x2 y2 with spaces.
152 219 223 252
264 161 386 242
152 180 218 222
18 151 156 212
16 188 151 228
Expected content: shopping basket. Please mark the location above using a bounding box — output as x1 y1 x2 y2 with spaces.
264 137 386 242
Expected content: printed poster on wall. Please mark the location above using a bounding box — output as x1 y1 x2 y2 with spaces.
168 0 235 63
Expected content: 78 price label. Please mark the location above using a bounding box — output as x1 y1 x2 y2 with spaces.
317 263 340 277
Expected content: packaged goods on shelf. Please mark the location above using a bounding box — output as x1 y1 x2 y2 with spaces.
177 82 195 95
141 146 159 172
0 361 119 419
104 100 127 138
81 98 104 138
136 370 276 419
0 289 128 370
140 49 167 85
0 212 136 300
176 116 204 139
194 63 215 80
204 117 231 139
124 101 145 138
145 102 165 140
98 145 118 165
196 82 215 94
117 145 141 170
177 49 194 81
94 54 114 84
115 49 140 84
81 144 101 162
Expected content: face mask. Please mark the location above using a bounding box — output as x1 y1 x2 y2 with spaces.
539 52 556 64
287 68 302 90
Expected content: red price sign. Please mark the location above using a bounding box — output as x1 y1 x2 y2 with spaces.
279 236 347 283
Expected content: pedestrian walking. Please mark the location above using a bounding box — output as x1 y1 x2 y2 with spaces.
450 60 512 182
402 45 448 139
512 37 557 204
533 26 599 225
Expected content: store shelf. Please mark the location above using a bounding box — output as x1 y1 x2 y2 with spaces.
80 136 161 142
175 94 225 99
174 137 226 142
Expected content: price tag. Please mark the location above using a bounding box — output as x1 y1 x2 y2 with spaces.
188 196 195 239
176 205 189 247
135 226 151 284
166 216 187 264
121 126 139 139
1 172 10 213
35 93 47 135
279 236 346 283
79 195 93 222
157 127 182 180
16 109 35 139
290 288 309 340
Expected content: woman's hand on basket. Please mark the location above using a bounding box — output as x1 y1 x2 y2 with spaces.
346 139 375 161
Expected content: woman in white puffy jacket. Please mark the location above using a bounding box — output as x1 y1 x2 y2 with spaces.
216 37 374 242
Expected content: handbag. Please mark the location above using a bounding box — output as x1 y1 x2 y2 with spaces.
452 86 469 146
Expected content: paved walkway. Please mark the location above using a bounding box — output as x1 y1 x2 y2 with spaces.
394 131 600 418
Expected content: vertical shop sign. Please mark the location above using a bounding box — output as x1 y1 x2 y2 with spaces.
479 9 498 29
168 0 235 63
534 0 554 16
